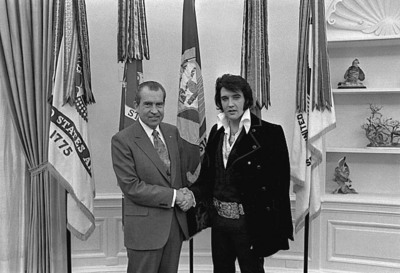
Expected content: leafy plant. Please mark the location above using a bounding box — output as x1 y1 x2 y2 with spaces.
361 104 400 147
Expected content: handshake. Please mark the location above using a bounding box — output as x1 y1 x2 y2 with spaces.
175 187 195 212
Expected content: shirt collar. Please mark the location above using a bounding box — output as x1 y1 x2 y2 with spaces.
217 108 251 134
138 118 161 139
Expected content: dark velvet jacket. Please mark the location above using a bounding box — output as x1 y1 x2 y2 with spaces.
190 113 294 257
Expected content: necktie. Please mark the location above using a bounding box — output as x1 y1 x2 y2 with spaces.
152 130 171 175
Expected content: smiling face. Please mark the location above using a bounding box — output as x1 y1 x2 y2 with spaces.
134 86 165 129
220 87 245 122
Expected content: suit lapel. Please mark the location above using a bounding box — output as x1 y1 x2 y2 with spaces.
133 122 170 181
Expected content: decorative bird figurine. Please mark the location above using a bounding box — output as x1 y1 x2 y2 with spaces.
332 157 357 194
338 58 366 88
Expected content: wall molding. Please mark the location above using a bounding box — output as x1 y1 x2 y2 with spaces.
72 193 400 273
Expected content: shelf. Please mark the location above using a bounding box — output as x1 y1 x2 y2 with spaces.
327 36 400 48
327 147 400 154
332 88 400 95
321 192 400 206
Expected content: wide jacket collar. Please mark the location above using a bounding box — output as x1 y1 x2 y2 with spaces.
212 113 263 169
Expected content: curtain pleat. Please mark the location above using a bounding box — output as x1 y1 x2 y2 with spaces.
0 0 68 272
0 85 28 273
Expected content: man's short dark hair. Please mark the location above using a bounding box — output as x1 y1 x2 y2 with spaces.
135 81 166 104
214 74 253 111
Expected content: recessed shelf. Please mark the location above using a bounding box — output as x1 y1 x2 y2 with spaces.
332 88 400 95
327 36 400 48
327 147 400 154
322 192 400 206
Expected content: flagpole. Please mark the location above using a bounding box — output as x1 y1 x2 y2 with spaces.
66 190 72 273
303 213 310 273
190 239 194 273
67 229 71 273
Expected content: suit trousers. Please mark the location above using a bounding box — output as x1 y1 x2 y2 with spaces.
211 214 265 273
127 211 184 273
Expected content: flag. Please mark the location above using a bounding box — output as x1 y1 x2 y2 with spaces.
291 0 336 233
48 0 95 240
177 0 206 185
117 0 149 130
118 62 143 130
49 41 95 240
240 0 270 116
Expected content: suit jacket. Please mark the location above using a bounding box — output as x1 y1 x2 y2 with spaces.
111 121 189 250
190 113 294 257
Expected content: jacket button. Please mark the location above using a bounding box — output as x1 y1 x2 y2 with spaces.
261 186 267 191
252 145 257 149
257 165 261 169
265 206 271 212
247 161 251 165
251 129 256 133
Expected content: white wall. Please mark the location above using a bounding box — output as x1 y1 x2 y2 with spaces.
76 2 400 273
86 0 300 195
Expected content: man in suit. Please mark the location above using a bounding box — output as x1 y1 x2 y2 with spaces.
111 81 191 273
188 74 293 273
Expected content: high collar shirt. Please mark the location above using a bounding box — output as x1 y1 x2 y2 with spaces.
216 108 251 167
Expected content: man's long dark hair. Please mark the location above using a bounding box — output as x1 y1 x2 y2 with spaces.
214 74 253 111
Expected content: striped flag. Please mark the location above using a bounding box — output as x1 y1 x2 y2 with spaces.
117 0 149 130
177 0 207 186
291 0 336 233
240 0 270 116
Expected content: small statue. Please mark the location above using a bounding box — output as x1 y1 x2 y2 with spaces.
332 157 357 194
338 58 366 88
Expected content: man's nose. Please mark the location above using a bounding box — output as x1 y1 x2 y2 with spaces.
150 104 158 113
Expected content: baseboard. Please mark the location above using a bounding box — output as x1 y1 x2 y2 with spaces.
72 264 349 273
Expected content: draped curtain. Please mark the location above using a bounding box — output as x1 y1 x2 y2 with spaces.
0 86 27 273
0 0 67 272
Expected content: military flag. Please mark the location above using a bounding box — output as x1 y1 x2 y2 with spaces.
241 0 270 117
117 0 149 129
48 0 95 240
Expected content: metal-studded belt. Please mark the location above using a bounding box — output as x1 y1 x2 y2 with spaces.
213 198 244 219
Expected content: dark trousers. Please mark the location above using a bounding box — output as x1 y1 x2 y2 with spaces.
127 212 183 273
211 214 265 273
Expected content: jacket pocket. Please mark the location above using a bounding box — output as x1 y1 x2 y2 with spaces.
125 204 149 216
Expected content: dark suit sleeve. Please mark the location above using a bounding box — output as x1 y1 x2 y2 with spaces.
274 125 294 240
111 133 174 209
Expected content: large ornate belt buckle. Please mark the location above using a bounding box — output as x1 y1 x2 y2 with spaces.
213 198 243 219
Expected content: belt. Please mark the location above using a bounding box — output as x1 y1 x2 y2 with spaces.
213 198 244 219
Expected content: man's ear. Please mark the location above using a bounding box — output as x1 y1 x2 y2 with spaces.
133 101 138 110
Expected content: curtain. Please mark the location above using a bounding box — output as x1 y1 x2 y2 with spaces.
0 84 27 273
0 0 68 272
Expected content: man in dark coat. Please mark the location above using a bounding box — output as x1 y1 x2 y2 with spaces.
187 74 293 273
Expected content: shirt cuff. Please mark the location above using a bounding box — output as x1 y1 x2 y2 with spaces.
172 189 176 207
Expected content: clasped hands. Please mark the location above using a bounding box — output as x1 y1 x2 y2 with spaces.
175 187 195 212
